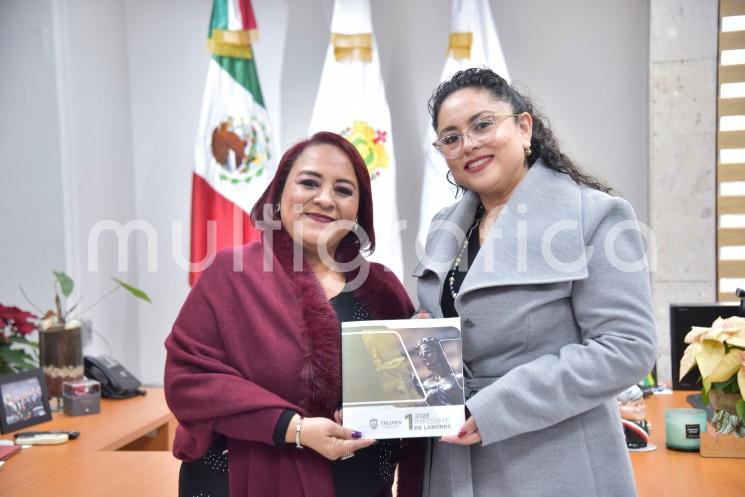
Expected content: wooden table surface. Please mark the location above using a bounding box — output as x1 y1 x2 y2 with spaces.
7 451 180 497
2 388 743 497
631 391 745 497
0 387 178 497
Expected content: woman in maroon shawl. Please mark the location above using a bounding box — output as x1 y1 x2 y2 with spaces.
165 132 423 497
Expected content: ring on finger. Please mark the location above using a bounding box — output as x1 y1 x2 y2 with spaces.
340 451 355 460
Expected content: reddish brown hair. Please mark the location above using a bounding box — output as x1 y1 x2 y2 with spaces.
251 131 375 254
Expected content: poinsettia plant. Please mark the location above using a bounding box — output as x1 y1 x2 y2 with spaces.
0 304 39 374
679 315 745 437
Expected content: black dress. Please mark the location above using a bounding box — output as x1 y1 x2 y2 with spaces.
178 291 400 497
178 435 229 497
440 213 481 318
329 290 400 497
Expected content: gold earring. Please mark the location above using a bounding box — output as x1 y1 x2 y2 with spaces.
524 146 532 157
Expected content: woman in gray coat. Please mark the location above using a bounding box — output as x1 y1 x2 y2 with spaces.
415 68 656 497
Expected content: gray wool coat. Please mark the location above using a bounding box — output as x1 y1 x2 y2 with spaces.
414 161 656 497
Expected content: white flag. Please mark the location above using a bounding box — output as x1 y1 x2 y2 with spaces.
308 0 404 279
417 0 510 248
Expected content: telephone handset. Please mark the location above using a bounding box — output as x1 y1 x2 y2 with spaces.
83 355 145 399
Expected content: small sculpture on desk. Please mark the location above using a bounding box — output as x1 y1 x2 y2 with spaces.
617 385 654 451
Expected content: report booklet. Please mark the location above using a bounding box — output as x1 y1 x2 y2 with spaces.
341 317 465 439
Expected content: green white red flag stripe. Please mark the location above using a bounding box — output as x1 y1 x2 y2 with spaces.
190 0 273 285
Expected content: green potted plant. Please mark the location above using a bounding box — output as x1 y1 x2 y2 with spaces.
23 271 150 397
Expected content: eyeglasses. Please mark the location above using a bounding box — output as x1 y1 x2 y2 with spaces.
432 113 519 159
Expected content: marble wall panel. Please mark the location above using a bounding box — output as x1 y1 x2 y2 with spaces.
649 207 716 282
649 0 718 384
649 132 716 213
650 0 718 62
650 59 717 137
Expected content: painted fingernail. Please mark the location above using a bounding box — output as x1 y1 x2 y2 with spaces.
457 429 467 438
351 431 363 439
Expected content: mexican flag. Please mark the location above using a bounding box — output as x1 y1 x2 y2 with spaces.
308 0 404 279
417 0 510 248
190 0 274 285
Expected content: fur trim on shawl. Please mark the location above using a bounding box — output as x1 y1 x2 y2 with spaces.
270 230 340 416
268 229 413 417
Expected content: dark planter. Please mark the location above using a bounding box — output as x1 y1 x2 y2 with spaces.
39 323 83 397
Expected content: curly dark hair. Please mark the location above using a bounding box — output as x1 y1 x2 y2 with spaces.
428 67 610 193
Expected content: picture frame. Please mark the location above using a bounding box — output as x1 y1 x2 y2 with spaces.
0 368 53 434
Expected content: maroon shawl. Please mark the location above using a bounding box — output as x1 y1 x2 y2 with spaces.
164 229 423 497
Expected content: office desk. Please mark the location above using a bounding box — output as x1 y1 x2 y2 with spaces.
7 452 179 497
3 389 742 496
0 388 179 497
631 391 745 497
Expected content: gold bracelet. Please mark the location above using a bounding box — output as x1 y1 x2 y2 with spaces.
295 416 304 449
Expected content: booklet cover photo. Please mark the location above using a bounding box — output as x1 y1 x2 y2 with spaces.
341 318 465 439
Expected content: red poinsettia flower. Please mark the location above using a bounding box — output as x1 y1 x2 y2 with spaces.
13 308 35 323
0 302 39 373
14 320 36 336
0 304 37 336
